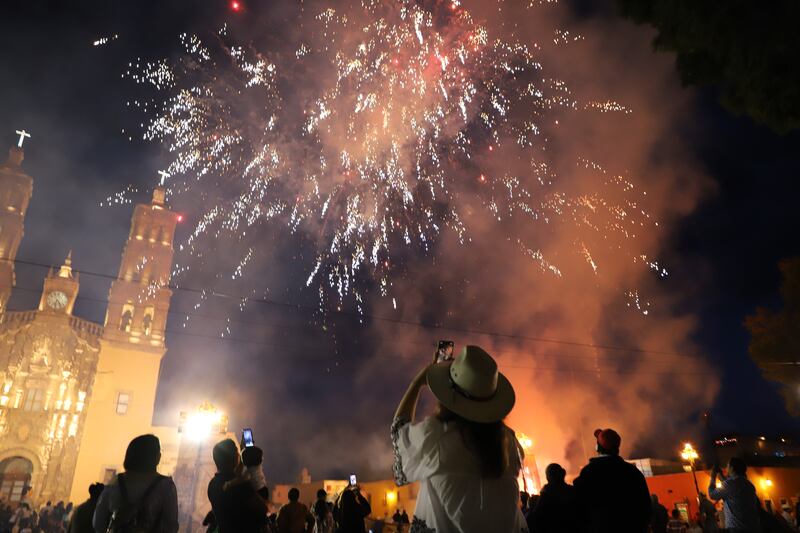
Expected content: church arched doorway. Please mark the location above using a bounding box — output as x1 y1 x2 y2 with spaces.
0 457 33 503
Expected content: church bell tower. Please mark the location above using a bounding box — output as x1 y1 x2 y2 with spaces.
71 187 180 501
0 146 33 312
102 187 179 349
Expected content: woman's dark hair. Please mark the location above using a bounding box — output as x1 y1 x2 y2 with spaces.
436 404 509 478
124 434 161 473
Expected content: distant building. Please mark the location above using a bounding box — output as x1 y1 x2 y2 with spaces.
646 466 800 522
629 458 686 477
714 435 800 467
273 470 419 523
0 144 183 504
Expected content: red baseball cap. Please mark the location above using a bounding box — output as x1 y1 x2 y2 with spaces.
594 428 621 451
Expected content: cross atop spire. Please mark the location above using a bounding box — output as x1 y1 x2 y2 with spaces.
158 170 169 186
15 129 31 148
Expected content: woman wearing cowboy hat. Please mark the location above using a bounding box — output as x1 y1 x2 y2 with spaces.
391 345 528 533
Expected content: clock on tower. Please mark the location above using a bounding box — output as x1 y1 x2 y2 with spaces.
38 252 79 314
46 290 68 310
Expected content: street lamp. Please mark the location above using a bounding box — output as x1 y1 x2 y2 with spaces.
184 403 224 441
180 402 227 533
516 432 538 494
518 433 534 452
680 442 700 495
760 478 774 513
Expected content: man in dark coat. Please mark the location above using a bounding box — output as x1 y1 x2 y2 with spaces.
207 439 268 533
67 483 104 533
651 494 669 533
573 428 652 533
527 463 579 533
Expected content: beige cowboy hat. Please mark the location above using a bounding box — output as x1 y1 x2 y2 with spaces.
427 345 515 423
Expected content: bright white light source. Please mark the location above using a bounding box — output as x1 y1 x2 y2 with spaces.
184 408 222 441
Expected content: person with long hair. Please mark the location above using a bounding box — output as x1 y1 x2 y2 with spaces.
92 434 179 533
391 345 528 532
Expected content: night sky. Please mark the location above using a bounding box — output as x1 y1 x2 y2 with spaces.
1 0 798 482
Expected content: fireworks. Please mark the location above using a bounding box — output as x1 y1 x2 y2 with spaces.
126 0 660 311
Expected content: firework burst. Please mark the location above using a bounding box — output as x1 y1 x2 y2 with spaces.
127 0 661 312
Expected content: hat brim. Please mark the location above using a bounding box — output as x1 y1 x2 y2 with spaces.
427 362 516 423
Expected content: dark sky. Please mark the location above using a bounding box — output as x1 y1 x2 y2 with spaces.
1 0 798 482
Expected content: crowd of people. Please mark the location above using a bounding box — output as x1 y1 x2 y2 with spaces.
1 345 798 533
0 500 73 533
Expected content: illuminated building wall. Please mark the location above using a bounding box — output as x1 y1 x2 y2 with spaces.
0 147 183 504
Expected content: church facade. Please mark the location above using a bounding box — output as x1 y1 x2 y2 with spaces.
0 145 183 505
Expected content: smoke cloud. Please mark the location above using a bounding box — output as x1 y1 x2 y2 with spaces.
1 0 720 484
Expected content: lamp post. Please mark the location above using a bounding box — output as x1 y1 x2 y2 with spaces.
517 432 539 494
680 442 700 496
760 478 774 513
180 402 226 533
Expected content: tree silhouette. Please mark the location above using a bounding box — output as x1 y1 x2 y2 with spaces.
618 1 800 133
745 258 800 415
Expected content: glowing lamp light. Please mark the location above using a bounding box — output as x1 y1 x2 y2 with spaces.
761 478 773 489
176 214 183 222
386 490 397 505
517 432 534 451
231 1 241 11
184 405 223 442
680 443 699 462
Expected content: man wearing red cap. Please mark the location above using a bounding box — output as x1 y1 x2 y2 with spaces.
573 428 652 532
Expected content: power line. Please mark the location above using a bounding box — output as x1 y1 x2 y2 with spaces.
8 256 701 360
4 286 700 368
3 279 716 376
1 299 715 376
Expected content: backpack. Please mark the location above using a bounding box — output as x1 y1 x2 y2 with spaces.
106 473 165 533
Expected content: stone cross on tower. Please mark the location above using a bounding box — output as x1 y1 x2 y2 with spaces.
158 170 169 186
15 129 31 148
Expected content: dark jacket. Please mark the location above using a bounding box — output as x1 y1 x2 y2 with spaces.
208 472 267 533
67 498 99 533
527 480 579 533
573 455 652 533
651 501 669 533
335 492 371 533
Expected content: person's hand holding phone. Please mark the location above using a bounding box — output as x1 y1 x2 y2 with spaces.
434 340 455 364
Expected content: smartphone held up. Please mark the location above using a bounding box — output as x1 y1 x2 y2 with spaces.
435 340 455 363
242 428 255 448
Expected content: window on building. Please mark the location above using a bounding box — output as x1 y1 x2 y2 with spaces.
120 305 133 333
115 392 130 415
102 468 117 484
22 387 44 411
143 306 154 336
